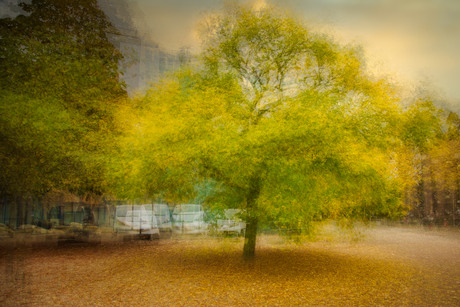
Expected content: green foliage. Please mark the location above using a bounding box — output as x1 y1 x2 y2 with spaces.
446 111 460 139
401 99 442 152
0 0 127 196
0 0 125 101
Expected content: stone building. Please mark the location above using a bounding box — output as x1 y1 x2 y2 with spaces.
99 0 187 95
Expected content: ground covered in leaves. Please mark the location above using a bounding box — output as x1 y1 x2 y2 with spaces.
1 226 460 306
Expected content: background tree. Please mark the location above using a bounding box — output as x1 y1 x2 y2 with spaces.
393 99 443 214
424 111 460 217
0 0 127 197
112 2 423 259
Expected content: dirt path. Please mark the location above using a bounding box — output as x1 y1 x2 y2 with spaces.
307 226 460 306
0 227 459 306
362 227 460 305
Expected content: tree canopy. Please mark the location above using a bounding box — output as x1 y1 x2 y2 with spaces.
0 0 127 196
0 0 125 100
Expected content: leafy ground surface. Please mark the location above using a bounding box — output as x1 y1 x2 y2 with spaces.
1 226 460 306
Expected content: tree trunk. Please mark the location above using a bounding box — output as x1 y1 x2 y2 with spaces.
17 195 24 228
8 196 18 229
243 214 258 260
243 176 261 260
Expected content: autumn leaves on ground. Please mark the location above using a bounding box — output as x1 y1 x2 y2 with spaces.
1 226 460 306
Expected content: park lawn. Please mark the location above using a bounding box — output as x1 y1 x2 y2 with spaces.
0 233 456 306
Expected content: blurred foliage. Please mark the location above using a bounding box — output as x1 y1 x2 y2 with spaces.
0 0 127 196
426 110 460 202
0 0 126 101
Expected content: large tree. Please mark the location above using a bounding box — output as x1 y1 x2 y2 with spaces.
112 2 414 259
0 0 127 197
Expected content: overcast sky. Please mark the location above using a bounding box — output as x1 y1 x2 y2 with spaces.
1 0 459 105
133 0 460 105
